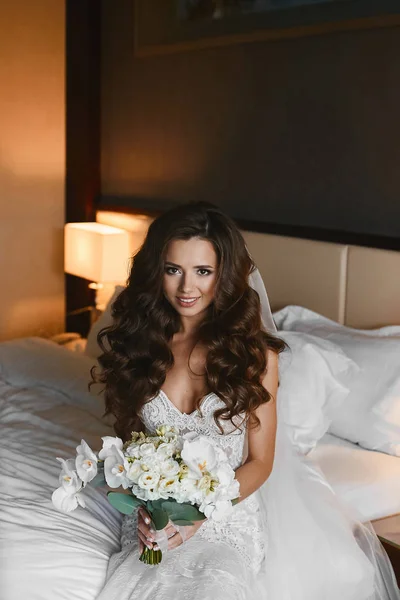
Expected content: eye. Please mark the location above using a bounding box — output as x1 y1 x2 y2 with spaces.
197 269 212 276
165 266 180 275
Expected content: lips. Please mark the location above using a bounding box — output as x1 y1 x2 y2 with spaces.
176 297 200 308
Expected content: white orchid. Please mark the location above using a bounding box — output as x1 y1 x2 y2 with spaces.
52 424 240 550
181 435 218 477
52 458 85 512
203 499 233 522
104 445 130 489
75 440 98 484
98 436 123 460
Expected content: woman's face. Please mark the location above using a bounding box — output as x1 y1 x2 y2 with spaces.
163 237 218 320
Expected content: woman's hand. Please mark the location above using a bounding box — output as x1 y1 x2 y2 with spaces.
137 507 205 553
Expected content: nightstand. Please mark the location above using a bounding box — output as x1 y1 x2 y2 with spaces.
372 513 400 588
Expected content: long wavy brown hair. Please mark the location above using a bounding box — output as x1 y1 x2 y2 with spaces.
92 202 286 441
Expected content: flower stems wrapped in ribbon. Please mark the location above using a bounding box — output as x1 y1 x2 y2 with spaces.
52 426 240 565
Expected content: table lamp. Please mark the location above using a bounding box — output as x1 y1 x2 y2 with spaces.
64 222 130 312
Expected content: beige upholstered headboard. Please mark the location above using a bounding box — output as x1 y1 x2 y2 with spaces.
97 211 400 330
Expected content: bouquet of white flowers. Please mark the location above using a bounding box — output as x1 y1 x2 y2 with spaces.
52 425 240 565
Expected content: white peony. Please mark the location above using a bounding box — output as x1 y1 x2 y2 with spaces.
98 436 123 460
104 445 130 489
181 436 218 477
75 440 98 484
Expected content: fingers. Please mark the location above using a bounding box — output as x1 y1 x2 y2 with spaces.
138 529 154 550
168 530 183 550
137 508 155 540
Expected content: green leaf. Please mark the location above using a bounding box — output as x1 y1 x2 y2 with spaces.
150 498 165 511
171 519 194 526
90 473 106 488
151 508 169 530
163 502 205 522
107 492 143 515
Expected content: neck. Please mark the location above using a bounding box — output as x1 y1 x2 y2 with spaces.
178 314 204 337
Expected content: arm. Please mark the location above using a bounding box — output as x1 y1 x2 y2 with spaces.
234 349 278 502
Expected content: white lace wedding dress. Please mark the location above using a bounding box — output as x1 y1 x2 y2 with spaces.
97 389 400 600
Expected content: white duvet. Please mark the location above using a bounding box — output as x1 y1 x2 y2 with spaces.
1 337 398 600
0 338 121 600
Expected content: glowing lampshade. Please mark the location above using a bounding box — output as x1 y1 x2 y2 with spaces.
64 222 130 283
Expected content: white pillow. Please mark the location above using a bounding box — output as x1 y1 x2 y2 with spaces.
85 285 125 358
274 305 400 456
277 331 357 455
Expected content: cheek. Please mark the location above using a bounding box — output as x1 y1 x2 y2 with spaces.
163 276 176 296
201 277 217 298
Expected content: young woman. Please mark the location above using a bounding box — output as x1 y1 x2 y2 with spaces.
95 202 399 600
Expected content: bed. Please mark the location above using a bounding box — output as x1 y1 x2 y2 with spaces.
1 211 399 599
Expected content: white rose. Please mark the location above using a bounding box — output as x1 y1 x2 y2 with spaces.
125 444 141 459
141 453 163 473
173 477 198 504
104 445 130 489
139 443 156 458
158 476 179 498
75 440 98 484
161 458 180 477
131 483 149 502
181 436 218 477
137 471 160 490
156 442 175 459
126 461 142 483
98 436 123 460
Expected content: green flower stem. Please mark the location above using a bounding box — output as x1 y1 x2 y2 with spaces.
139 546 163 565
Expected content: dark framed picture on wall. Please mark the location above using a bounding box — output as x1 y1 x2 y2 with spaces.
134 0 400 55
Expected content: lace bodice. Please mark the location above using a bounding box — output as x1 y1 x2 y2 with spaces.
117 391 265 576
140 390 247 471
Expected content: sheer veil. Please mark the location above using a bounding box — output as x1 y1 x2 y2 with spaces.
248 267 400 600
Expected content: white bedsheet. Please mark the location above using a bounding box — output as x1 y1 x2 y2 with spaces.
311 433 400 522
0 337 399 600
0 338 122 600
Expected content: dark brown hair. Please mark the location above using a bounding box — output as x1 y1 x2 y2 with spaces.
92 202 285 441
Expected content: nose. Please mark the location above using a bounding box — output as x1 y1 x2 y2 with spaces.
178 272 194 294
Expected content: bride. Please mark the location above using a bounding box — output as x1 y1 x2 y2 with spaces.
94 202 399 600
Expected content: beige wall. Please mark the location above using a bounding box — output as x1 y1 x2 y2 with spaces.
0 0 65 340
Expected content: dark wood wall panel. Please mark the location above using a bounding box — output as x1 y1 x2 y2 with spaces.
101 0 400 244
66 0 101 333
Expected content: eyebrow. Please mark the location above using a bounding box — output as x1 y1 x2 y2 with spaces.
165 261 215 269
